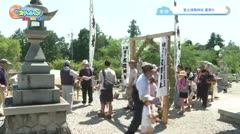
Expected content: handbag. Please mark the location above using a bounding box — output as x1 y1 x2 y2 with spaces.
102 69 114 90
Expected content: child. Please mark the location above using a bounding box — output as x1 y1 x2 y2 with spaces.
149 77 157 97
149 77 161 114
208 74 216 102
141 95 160 134
188 78 197 108
177 71 189 115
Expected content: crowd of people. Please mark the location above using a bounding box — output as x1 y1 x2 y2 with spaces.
176 65 218 115
59 59 219 134
0 56 219 134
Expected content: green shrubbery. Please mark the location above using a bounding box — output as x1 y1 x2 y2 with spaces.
49 59 81 71
50 59 122 79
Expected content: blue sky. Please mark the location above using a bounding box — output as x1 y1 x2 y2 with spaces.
0 0 239 45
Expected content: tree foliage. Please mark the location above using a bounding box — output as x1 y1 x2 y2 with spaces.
41 31 69 62
10 28 30 61
206 32 224 49
127 19 141 38
8 26 240 75
0 34 21 70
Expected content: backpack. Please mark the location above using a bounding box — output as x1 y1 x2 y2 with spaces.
102 69 114 90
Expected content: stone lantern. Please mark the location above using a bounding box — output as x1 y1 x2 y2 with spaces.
3 1 70 134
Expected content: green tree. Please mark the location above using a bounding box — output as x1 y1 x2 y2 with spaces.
183 39 193 46
41 31 69 62
10 28 30 61
141 45 160 65
228 40 235 46
225 44 240 73
94 39 122 78
71 28 90 62
127 19 141 38
95 24 110 60
206 32 224 49
0 35 21 70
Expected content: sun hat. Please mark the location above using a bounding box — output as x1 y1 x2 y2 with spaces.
0 59 12 65
128 60 136 63
152 64 158 72
178 70 186 76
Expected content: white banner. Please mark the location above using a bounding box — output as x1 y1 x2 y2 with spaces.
157 37 168 97
121 39 130 87
89 0 96 67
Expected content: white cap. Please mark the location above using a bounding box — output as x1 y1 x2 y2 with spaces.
82 60 89 65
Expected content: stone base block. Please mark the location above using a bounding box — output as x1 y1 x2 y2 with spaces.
3 98 70 134
218 109 240 125
13 88 60 106
22 62 51 74
18 74 54 89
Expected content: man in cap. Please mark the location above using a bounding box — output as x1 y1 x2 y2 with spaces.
0 59 11 115
79 60 93 105
60 60 78 113
125 62 157 134
124 60 138 110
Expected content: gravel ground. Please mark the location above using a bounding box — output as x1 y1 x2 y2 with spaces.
67 85 240 134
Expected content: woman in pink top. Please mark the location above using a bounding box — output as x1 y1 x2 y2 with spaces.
177 71 189 115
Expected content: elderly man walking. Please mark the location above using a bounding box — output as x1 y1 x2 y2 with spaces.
124 60 138 110
60 60 78 113
0 59 11 116
125 62 156 134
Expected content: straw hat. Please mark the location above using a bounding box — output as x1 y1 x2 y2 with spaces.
178 70 186 76
128 60 136 63
82 60 89 65
152 64 158 72
0 59 12 65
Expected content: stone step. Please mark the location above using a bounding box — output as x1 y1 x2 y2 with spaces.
22 62 51 74
12 88 60 106
218 108 240 125
17 73 54 90
4 97 68 116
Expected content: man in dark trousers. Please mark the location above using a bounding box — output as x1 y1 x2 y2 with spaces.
79 60 93 105
0 59 11 116
125 62 156 134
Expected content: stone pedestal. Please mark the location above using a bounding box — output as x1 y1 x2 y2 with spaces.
217 74 231 92
2 2 69 134
3 98 69 134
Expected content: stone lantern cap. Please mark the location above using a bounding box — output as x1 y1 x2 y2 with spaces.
25 4 58 21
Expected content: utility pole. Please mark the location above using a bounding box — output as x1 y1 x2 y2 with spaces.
67 32 74 60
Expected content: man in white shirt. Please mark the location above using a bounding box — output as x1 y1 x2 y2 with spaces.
60 60 78 113
125 62 156 134
124 60 138 110
98 60 117 119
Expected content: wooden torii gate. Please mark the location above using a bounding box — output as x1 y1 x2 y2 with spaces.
130 31 175 124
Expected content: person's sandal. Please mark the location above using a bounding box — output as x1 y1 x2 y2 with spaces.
98 112 105 118
105 114 112 119
178 111 184 115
